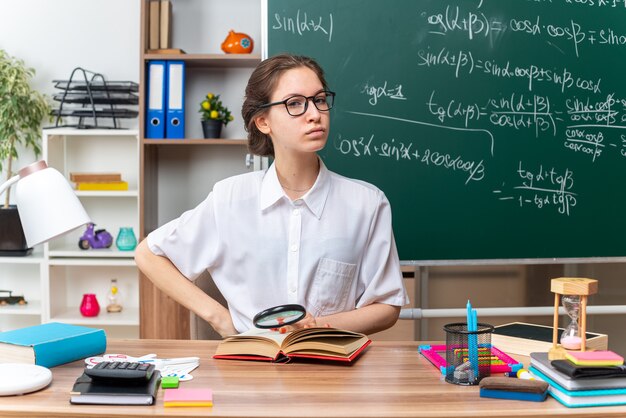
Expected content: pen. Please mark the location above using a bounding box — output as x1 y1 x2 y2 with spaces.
139 357 200 366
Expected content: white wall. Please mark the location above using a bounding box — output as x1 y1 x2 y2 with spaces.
0 0 140 202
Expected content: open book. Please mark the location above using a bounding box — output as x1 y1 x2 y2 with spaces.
213 327 371 363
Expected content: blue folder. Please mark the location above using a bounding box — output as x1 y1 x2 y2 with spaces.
165 61 185 139
146 61 166 139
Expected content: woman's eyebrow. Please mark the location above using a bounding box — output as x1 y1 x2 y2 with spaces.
280 88 326 100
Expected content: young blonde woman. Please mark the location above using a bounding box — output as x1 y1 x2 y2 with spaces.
135 54 408 337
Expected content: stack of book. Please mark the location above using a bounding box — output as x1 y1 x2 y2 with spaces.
529 351 626 407
70 172 128 191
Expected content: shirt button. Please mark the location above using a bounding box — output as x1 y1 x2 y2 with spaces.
292 209 300 216
294 200 303 206
290 244 298 252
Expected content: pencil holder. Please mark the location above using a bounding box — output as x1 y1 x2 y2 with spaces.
443 322 494 385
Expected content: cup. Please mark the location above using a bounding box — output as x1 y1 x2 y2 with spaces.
80 293 100 317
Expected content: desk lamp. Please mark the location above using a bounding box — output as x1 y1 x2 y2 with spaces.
549 277 598 360
0 160 90 396
0 160 90 247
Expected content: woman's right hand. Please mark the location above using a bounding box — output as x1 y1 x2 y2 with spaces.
209 310 238 337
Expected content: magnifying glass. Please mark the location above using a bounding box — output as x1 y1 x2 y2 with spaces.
253 304 306 329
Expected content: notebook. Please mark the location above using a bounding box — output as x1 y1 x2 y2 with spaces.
530 352 626 391
70 371 160 405
530 367 626 407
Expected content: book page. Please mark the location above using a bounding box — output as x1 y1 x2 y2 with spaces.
229 328 289 345
215 329 287 359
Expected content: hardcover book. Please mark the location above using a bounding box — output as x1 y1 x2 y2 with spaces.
0 322 106 368
491 322 607 356
75 181 128 191
70 371 160 405
214 327 371 363
69 172 122 182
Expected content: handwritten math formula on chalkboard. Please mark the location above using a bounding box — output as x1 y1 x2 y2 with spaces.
267 0 626 261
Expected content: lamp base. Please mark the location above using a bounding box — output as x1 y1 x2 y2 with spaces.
0 205 31 256
0 248 33 256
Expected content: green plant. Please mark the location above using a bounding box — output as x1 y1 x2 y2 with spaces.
0 49 50 208
199 93 234 126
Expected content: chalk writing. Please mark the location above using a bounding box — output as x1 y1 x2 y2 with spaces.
425 5 506 39
494 162 577 215
334 133 485 184
272 10 333 42
360 81 407 106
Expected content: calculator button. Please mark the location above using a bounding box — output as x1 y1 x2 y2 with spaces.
128 363 139 370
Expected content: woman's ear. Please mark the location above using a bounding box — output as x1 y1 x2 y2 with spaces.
254 114 271 135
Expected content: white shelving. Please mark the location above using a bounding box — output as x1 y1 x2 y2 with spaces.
0 248 45 331
0 128 142 337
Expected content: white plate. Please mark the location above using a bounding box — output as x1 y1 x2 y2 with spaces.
0 363 52 396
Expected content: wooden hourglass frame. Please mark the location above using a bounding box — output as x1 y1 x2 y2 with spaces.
549 277 598 360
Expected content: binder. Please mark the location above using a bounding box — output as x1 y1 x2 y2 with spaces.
165 61 185 139
146 61 166 138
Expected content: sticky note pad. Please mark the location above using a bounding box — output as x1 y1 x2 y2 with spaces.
161 376 179 389
164 388 213 407
565 350 624 367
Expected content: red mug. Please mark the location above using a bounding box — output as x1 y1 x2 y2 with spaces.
80 293 100 317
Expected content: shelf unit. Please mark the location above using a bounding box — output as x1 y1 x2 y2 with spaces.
138 0 262 338
41 128 140 338
0 248 45 331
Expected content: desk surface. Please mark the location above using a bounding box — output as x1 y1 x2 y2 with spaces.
1 339 625 417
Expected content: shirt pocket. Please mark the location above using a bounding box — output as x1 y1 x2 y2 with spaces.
307 258 357 317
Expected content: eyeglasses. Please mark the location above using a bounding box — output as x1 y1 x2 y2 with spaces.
259 91 335 116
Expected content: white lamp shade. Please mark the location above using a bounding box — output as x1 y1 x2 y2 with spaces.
14 165 91 247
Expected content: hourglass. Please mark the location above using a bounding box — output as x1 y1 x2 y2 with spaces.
549 277 598 360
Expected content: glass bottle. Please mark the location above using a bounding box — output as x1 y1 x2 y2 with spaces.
116 227 137 251
560 294 581 350
106 278 123 313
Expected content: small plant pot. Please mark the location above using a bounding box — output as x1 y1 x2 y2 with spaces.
201 119 223 139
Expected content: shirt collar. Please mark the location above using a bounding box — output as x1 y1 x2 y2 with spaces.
259 158 330 220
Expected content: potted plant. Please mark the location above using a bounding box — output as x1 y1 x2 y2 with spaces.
199 93 233 139
0 49 50 255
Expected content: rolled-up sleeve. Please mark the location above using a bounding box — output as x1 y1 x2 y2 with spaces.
355 192 410 308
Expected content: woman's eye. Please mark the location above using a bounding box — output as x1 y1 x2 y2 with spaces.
314 96 327 105
287 99 304 108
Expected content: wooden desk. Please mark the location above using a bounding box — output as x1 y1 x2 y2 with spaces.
1 339 625 417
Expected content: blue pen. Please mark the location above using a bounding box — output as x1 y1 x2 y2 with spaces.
467 300 479 381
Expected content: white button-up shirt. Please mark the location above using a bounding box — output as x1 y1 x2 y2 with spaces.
147 160 409 332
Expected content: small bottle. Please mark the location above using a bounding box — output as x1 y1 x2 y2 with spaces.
106 278 123 313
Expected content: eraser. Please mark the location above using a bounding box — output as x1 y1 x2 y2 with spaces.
479 376 548 394
161 376 180 389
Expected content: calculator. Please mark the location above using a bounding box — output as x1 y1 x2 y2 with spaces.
84 361 156 382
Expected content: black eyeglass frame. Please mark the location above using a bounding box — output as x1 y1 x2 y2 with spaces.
258 91 336 116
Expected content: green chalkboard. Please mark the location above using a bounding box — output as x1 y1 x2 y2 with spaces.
266 0 626 261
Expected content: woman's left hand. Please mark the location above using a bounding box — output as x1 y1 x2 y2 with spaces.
271 312 330 334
